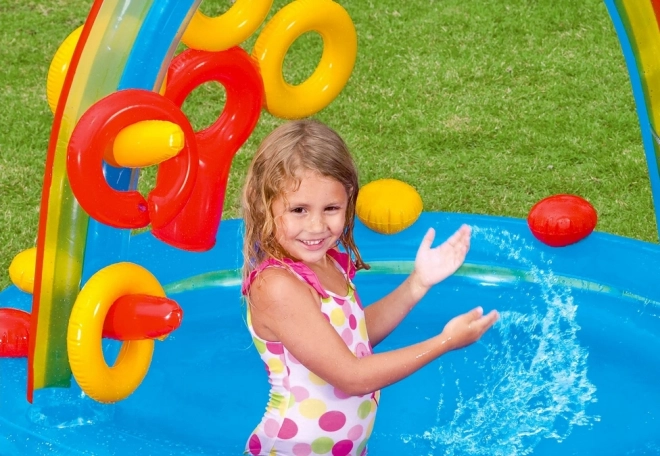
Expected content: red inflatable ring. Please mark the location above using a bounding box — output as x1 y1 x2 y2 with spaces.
67 89 198 229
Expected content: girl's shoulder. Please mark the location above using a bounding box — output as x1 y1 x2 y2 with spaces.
242 258 293 296
245 265 310 306
242 257 326 297
241 250 356 297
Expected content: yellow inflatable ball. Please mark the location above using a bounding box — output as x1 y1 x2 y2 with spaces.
356 179 423 234
8 247 37 293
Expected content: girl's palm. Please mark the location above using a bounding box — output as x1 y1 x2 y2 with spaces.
414 225 471 288
443 306 499 350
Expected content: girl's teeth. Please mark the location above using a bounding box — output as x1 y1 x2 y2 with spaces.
302 240 322 245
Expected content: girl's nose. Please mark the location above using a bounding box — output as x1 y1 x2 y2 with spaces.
306 214 325 232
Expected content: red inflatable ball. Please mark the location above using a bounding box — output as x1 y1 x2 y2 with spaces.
0 308 30 358
527 194 597 247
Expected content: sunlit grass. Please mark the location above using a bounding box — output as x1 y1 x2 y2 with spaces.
0 0 655 291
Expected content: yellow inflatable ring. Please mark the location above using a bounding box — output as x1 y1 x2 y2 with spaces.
182 0 273 52
251 0 357 119
67 262 164 403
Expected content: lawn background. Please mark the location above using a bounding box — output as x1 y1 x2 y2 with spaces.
0 0 656 291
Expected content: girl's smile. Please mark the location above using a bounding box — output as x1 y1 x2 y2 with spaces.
299 239 325 249
272 170 348 265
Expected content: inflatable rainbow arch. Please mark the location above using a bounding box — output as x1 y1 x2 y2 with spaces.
605 0 660 224
27 0 357 402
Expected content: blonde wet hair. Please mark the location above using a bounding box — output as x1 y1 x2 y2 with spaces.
242 119 368 279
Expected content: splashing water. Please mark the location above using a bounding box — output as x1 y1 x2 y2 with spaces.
401 227 599 455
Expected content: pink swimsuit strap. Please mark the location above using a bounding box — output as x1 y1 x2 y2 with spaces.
242 249 356 297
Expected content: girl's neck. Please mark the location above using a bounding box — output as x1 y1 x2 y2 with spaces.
302 253 331 269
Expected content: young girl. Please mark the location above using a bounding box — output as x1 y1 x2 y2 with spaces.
241 120 499 456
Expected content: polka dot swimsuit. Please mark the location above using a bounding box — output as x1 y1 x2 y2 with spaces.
242 250 379 456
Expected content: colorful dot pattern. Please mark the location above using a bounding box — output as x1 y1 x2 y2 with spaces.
244 251 379 456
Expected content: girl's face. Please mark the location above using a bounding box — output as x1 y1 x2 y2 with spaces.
271 170 348 265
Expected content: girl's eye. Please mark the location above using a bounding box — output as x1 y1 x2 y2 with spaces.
325 206 340 212
291 207 305 214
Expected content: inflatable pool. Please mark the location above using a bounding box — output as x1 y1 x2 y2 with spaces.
2 213 659 455
2 0 660 454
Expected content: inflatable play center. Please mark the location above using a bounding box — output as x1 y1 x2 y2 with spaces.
0 0 659 454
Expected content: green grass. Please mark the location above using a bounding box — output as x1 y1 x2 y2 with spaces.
0 0 656 291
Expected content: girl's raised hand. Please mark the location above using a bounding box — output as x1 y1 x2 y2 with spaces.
412 224 471 291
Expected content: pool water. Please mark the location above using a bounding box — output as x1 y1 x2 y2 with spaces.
1 214 659 455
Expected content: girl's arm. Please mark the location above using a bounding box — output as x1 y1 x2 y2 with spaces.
248 265 498 397
364 225 472 346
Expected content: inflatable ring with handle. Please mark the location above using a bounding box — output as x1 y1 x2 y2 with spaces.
67 262 165 403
